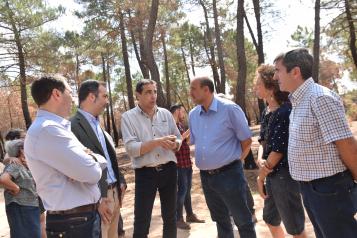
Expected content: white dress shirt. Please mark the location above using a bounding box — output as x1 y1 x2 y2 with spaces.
25 109 107 211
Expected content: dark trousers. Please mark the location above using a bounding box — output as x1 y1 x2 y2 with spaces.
46 211 101 238
133 161 177 238
176 167 194 220
245 183 255 215
6 202 41 238
200 161 256 238
300 170 357 238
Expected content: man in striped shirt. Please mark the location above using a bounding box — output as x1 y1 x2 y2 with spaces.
274 48 357 238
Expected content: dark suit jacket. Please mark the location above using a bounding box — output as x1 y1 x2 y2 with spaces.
70 111 126 198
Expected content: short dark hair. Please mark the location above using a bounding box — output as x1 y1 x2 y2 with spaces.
274 48 313 80
195 77 214 93
169 104 183 114
31 75 66 106
135 79 156 94
5 128 25 141
257 64 289 105
78 80 106 105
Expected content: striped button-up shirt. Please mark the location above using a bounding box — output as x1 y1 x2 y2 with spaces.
288 78 352 181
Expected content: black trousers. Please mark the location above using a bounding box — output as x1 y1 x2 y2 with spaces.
133 161 177 238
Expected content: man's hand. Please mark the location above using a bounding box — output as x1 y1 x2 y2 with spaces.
156 135 177 150
182 129 190 140
119 184 126 208
98 198 113 224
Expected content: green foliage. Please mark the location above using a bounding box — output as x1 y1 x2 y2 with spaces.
342 90 357 120
289 25 314 49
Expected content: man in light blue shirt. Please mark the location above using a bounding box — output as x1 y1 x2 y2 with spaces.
25 75 106 238
189 77 256 238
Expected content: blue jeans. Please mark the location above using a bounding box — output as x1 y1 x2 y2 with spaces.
300 170 357 238
176 167 193 220
200 161 256 238
46 211 101 238
6 202 41 238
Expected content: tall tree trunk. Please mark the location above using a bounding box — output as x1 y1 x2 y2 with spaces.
313 0 320 82
345 0 357 70
118 8 135 109
106 62 119 147
181 42 191 85
161 31 171 107
236 0 248 117
75 53 80 91
101 53 111 134
122 89 127 111
188 37 196 76
199 0 221 93
144 0 166 107
128 11 150 79
244 0 265 115
6 0 31 128
213 0 226 94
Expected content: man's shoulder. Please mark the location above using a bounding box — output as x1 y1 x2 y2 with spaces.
308 83 341 105
122 107 138 118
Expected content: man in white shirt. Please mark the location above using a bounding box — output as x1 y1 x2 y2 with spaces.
121 79 182 238
25 75 106 238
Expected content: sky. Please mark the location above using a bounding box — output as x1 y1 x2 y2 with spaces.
46 0 357 91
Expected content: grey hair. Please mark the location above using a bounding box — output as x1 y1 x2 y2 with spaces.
5 139 24 157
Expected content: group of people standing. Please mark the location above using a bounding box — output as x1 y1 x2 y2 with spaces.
0 48 356 238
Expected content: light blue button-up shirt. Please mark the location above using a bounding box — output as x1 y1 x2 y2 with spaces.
78 109 116 184
24 109 106 211
189 96 252 170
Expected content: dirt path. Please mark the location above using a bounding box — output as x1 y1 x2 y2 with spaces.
1 121 356 238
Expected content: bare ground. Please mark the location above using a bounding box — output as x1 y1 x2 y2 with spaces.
1 121 357 238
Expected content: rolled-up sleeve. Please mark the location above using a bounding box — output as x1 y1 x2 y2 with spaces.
121 113 142 158
35 125 103 184
229 104 252 141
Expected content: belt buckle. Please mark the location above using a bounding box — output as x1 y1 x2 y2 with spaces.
207 169 218 175
155 165 163 172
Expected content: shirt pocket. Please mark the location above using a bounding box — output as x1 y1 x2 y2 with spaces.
153 121 170 136
290 116 319 142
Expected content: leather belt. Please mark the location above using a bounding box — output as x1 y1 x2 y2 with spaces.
202 160 239 175
140 161 175 172
108 182 117 189
47 202 99 215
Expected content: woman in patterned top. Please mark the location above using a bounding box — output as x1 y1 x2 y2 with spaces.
254 64 307 238
0 139 41 238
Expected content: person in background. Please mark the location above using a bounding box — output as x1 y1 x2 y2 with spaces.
254 64 306 238
274 48 357 238
170 104 205 230
2 129 47 238
0 139 41 238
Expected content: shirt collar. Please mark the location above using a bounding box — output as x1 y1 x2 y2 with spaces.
136 105 158 118
78 108 99 124
36 109 71 130
289 78 314 107
199 96 218 115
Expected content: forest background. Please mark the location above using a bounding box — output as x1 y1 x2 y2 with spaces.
0 0 356 156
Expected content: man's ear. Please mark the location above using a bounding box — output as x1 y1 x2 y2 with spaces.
52 88 62 101
291 66 301 79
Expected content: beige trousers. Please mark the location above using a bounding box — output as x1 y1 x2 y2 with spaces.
101 187 121 238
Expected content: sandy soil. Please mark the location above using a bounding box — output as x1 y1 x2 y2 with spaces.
1 121 356 238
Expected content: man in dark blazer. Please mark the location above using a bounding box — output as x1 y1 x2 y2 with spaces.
71 80 126 238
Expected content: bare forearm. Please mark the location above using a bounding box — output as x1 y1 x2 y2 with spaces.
0 173 19 191
266 151 284 169
140 140 159 156
335 137 357 180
